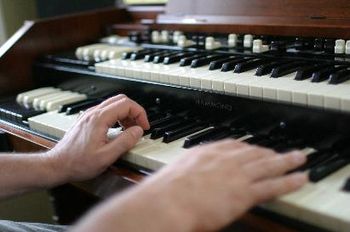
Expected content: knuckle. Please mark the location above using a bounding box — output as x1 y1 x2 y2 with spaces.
117 93 127 99
141 107 147 116
119 96 132 105
81 110 99 122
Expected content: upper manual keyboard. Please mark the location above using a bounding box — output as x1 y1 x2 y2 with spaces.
94 47 350 113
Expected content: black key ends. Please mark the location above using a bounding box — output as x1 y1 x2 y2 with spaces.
343 178 350 192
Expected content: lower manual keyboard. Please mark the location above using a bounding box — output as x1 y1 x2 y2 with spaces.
25 108 350 231
3 85 350 232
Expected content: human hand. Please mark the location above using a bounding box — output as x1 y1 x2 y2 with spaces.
47 94 150 184
135 140 308 231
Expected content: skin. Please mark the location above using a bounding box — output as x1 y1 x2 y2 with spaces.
0 94 308 231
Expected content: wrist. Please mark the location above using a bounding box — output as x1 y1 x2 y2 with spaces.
129 180 197 232
40 150 69 187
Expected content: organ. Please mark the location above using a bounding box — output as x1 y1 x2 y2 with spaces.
1 0 350 231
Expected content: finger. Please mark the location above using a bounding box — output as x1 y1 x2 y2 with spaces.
101 126 144 163
100 98 150 130
78 106 97 120
250 172 308 203
231 145 277 164
96 94 127 109
200 139 248 151
244 151 306 181
119 117 138 129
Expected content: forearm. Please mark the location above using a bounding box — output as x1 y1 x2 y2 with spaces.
71 181 195 232
0 152 65 199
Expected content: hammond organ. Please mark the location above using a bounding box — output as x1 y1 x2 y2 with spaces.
1 0 350 231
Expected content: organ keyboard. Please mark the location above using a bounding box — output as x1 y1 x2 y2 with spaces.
1 0 350 231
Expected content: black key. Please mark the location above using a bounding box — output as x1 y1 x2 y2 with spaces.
191 55 227 68
234 58 272 73
147 112 167 122
314 38 324 51
230 130 249 139
221 58 253 72
324 39 335 53
329 68 350 84
150 120 186 139
163 53 193 64
183 127 228 148
309 156 350 182
311 65 347 83
66 99 102 115
271 62 307 78
209 57 236 70
255 60 290 76
295 64 327 81
200 128 234 143
130 50 155 60
270 41 287 52
272 138 306 153
180 54 206 66
244 135 270 145
122 51 133 60
295 150 333 171
163 122 207 143
144 51 166 62
59 99 91 113
148 115 178 131
153 51 179 64
343 178 350 192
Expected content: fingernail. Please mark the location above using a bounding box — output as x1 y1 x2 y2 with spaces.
290 151 306 164
130 126 143 139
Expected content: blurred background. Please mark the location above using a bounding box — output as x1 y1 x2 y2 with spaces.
0 0 166 224
0 0 118 45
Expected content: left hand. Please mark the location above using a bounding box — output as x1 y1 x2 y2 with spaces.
46 94 150 184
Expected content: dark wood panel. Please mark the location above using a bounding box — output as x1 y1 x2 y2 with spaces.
0 8 131 97
127 5 164 23
0 123 55 149
152 19 350 39
156 0 350 38
166 0 350 18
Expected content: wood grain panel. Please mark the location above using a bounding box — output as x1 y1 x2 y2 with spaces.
166 0 350 18
0 8 131 97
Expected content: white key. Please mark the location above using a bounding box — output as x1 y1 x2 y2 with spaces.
21 88 60 107
46 94 87 111
32 91 66 110
16 87 57 104
39 91 73 111
96 57 350 113
75 44 109 61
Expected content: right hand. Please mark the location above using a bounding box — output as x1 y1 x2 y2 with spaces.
139 140 308 231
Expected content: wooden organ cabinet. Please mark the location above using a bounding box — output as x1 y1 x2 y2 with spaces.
1 0 350 231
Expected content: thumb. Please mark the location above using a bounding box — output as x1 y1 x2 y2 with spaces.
103 126 144 161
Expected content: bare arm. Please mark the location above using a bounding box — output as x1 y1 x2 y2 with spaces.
0 94 308 231
72 141 308 232
0 95 150 199
0 152 60 198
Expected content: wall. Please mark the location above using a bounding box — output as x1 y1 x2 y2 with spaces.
0 0 37 45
